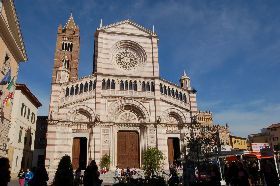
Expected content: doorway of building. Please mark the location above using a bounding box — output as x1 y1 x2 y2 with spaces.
117 131 139 168
167 137 180 165
72 137 87 170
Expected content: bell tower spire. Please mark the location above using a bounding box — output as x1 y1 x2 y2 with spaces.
51 13 80 84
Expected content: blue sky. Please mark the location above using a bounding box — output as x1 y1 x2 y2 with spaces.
15 0 280 137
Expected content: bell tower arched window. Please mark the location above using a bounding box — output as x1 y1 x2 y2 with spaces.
62 41 73 52
63 59 70 69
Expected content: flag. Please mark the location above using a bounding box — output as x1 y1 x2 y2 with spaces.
7 77 15 91
0 69 11 85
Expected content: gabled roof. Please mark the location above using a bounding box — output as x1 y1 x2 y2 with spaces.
98 19 157 36
16 83 42 108
64 13 77 30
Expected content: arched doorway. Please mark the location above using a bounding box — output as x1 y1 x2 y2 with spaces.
117 131 140 168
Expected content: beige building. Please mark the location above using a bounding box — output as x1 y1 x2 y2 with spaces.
8 84 41 175
45 15 229 177
196 110 213 126
266 123 280 150
230 135 247 150
248 123 280 151
0 0 27 157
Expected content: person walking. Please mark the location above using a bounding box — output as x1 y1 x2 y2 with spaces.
24 169 34 186
18 169 25 186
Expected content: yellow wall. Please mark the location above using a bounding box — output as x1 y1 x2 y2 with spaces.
230 136 247 150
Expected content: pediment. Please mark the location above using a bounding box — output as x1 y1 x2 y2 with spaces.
99 19 157 36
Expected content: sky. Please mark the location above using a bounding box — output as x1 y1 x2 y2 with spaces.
15 0 280 137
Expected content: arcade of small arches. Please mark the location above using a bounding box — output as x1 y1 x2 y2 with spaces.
160 83 188 103
65 80 96 97
64 78 189 104
101 79 155 92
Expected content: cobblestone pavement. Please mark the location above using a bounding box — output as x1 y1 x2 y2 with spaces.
8 179 18 186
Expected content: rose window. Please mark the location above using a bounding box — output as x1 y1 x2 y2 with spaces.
112 40 147 71
115 49 140 71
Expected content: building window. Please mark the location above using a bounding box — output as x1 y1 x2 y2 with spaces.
111 80 115 89
62 42 73 52
142 82 146 92
18 129 22 143
27 108 30 120
63 59 69 69
31 113 36 124
102 79 106 90
21 103 25 116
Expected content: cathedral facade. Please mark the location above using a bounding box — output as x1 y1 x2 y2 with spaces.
45 15 206 173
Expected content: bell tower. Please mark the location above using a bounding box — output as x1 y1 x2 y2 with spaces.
180 70 191 90
52 13 80 84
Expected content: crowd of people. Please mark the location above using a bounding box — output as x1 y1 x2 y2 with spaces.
224 158 279 186
0 157 49 186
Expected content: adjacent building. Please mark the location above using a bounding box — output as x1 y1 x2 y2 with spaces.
45 15 230 178
230 135 247 150
33 116 48 168
8 84 41 175
248 123 280 151
0 0 27 157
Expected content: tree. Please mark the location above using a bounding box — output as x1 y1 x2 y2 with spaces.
53 155 73 186
100 154 110 170
142 147 164 177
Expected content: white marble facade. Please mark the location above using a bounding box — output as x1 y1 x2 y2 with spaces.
45 18 199 175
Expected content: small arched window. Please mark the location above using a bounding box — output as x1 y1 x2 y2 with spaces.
146 82 150 91
120 80 124 90
75 84 79 95
89 81 93 91
63 59 69 69
102 79 106 90
70 86 74 95
151 82 155 92
125 80 129 90
106 79 111 89
111 80 115 89
164 85 167 95
80 83 84 94
168 87 171 96
179 92 182 100
129 81 133 90
84 82 88 92
142 81 146 92
183 94 187 103
175 90 179 99
93 80 96 89
133 81 137 91
65 87 70 97
160 84 163 94
171 89 175 97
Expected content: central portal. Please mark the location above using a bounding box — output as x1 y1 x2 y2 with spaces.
72 137 87 170
117 131 140 168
